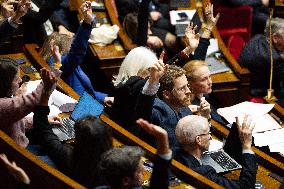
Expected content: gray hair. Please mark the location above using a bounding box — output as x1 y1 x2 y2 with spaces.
112 47 158 86
265 17 284 38
175 115 208 147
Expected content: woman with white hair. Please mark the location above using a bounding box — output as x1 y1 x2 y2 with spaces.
108 46 159 136
112 46 158 87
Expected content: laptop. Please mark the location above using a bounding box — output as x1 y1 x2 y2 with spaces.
170 0 190 8
52 91 105 142
169 10 196 37
201 123 243 173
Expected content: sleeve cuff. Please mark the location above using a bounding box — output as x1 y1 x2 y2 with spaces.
8 17 19 28
158 150 172 161
242 149 254 154
142 79 160 96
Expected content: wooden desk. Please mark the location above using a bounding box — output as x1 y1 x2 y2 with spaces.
87 1 127 79
0 53 40 80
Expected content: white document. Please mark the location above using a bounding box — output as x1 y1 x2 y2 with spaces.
208 139 223 152
217 101 280 133
269 143 284 154
25 80 77 117
169 10 196 25
253 127 284 154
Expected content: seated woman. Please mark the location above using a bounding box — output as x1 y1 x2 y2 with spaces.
33 87 113 187
40 1 113 106
0 58 56 148
183 60 227 125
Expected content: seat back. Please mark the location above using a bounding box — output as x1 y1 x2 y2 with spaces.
212 0 253 46
105 0 137 51
0 130 85 189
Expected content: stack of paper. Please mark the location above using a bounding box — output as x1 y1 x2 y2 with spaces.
217 101 284 155
25 80 77 117
217 101 281 133
253 128 284 155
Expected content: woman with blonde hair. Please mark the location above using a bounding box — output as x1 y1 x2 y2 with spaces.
183 60 226 124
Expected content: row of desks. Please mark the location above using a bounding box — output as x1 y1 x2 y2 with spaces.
2 48 283 188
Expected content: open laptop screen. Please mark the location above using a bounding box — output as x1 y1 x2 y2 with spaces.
70 91 104 121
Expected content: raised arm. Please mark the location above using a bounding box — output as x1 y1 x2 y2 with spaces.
136 118 172 189
0 68 56 126
136 52 168 122
60 1 94 78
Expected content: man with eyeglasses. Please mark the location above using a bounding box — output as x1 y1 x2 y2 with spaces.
136 62 211 153
175 115 257 189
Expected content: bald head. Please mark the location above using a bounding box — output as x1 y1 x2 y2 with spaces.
175 115 209 147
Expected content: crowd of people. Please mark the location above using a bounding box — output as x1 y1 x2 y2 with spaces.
1 0 284 188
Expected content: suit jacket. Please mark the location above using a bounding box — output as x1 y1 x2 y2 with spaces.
136 91 192 154
238 34 284 96
175 149 258 189
0 19 17 43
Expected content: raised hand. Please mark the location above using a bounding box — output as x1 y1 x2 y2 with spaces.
0 0 18 18
11 0 31 24
184 22 200 54
149 51 168 85
204 3 220 30
199 97 211 119
236 115 255 151
0 154 30 184
50 39 61 64
136 118 171 155
80 1 93 25
40 68 57 105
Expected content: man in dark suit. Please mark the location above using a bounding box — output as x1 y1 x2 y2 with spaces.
175 114 258 189
95 118 172 189
238 17 284 98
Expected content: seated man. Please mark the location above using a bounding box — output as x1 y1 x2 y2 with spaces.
238 17 284 98
175 114 257 189
136 62 211 153
96 118 172 189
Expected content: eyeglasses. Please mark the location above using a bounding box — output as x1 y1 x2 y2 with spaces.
197 131 212 137
173 83 191 93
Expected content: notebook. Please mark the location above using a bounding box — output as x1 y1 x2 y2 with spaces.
201 123 243 173
52 91 105 142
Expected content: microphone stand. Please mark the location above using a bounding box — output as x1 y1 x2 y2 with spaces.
265 8 277 100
